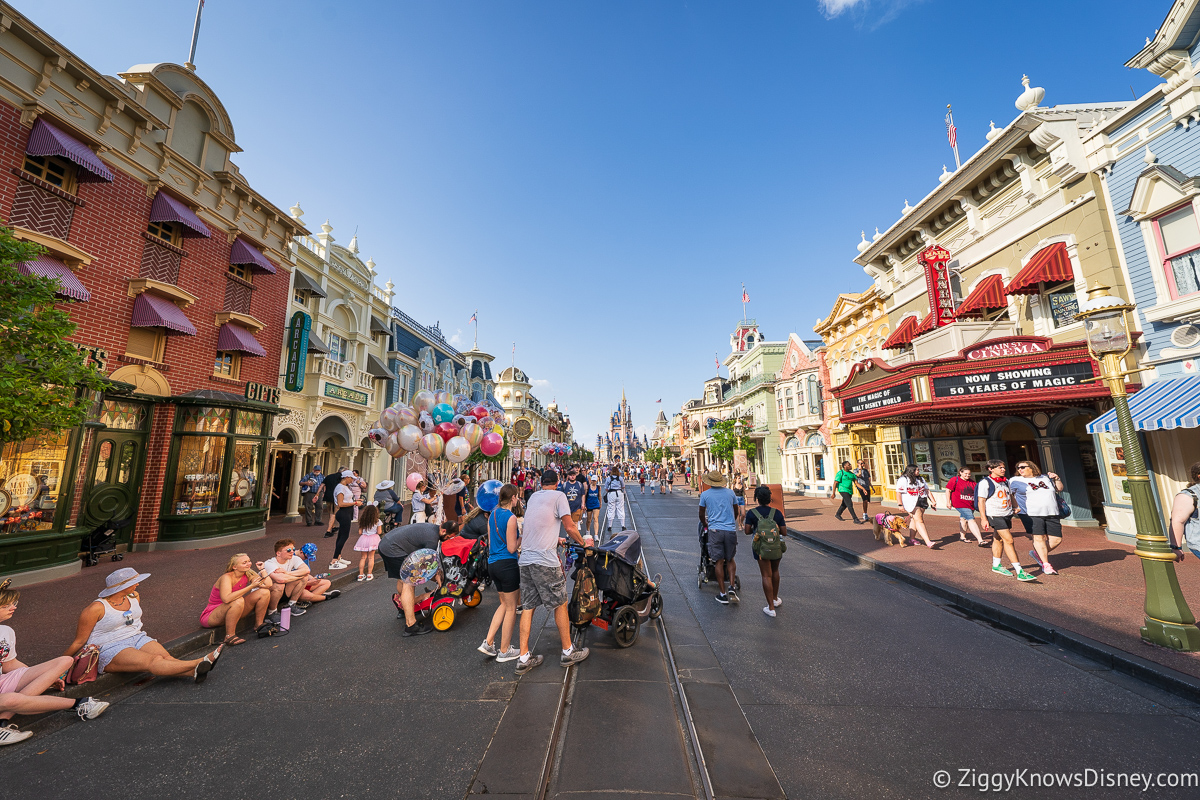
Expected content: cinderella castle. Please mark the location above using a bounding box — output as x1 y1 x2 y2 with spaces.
597 388 646 462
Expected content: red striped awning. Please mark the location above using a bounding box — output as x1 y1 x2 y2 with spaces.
17 254 90 301
881 315 919 350
229 236 276 274
216 322 266 356
954 274 1008 318
26 118 113 183
1006 242 1073 295
149 191 211 238
913 312 937 336
131 292 197 336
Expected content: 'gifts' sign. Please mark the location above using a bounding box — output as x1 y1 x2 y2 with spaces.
919 245 956 328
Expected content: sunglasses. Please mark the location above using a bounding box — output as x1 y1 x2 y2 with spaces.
283 547 295 553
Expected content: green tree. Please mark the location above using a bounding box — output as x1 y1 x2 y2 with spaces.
571 444 594 463
0 228 108 444
708 418 757 465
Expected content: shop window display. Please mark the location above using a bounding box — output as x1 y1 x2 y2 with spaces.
172 436 225 515
0 430 70 535
227 441 262 509
234 412 265 436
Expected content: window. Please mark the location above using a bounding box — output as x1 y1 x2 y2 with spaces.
0 429 70 534
213 351 240 379
227 440 263 509
23 154 76 192
1045 281 1080 328
327 333 349 363
125 327 165 362
807 375 821 415
883 443 906 486
147 220 181 247
293 289 307 306
785 388 794 418
228 263 252 283
1156 205 1200 298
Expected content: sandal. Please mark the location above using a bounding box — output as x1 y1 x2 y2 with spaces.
194 644 224 684
222 634 246 646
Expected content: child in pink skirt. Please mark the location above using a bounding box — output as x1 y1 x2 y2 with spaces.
354 504 382 581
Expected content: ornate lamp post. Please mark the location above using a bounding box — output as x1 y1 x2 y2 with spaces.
1076 283 1200 651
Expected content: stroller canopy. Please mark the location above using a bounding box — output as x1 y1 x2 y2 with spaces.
597 532 641 566
440 536 475 561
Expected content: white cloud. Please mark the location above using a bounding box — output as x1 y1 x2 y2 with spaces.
448 328 464 347
817 0 921 25
635 425 650 438
531 379 553 393
817 0 866 16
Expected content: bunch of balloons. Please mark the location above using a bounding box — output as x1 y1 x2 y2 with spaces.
539 442 572 457
366 391 508 464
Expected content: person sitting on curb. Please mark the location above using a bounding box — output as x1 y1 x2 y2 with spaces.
0 579 108 746
263 539 338 619
379 519 460 636
699 470 741 605
200 553 274 644
66 567 224 683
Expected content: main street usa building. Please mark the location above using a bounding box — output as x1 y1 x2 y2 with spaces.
0 5 302 583
843 77 1134 526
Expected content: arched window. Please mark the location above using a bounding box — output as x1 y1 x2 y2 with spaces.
805 433 824 448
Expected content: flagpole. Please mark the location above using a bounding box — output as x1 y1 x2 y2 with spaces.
947 104 961 169
741 283 746 321
185 0 205 71
473 309 478 349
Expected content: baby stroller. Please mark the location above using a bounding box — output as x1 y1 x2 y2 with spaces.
379 503 404 533
697 523 741 591
81 516 131 567
568 532 662 648
391 535 489 631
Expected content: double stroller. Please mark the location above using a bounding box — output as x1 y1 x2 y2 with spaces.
567 532 662 648
81 516 132 567
392 534 491 631
697 523 741 592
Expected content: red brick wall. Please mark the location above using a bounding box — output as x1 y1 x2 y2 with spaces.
134 405 175 543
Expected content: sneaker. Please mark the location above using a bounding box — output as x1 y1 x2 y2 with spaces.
726 589 739 603
324 590 341 600
478 640 499 657
266 610 282 625
991 564 1013 577
295 600 313 609
75 697 109 721
715 593 730 605
515 654 544 674
560 647 590 667
0 724 32 746
1015 569 1037 582
329 560 342 570
1028 549 1044 570
1042 563 1058 575
496 646 521 663
365 574 374 581
403 621 433 637
773 597 782 607
289 604 308 617
357 574 366 582
834 515 844 521
763 606 776 617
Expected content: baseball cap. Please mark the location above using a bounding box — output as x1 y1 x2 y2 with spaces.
541 468 559 485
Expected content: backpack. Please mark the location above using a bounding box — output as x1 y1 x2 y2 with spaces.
568 561 601 625
750 508 786 560
1183 486 1200 551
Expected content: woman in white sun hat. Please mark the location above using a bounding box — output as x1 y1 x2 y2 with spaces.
65 567 223 683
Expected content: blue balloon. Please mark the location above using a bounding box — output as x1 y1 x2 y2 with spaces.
476 479 504 512
431 403 456 425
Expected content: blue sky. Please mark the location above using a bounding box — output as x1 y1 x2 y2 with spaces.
39 0 1168 445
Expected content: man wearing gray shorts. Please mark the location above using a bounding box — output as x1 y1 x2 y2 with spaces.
516 469 590 675
699 470 740 605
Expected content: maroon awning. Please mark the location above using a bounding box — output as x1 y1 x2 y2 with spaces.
26 118 113 183
16 254 90 301
149 191 211 238
881 316 919 350
229 236 276 274
954 274 1008 318
1006 242 1073 295
131 293 197 336
216 322 266 356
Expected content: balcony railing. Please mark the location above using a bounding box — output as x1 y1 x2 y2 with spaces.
729 373 774 399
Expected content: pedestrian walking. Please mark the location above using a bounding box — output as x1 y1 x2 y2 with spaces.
977 460 1036 581
0 580 108 746
833 461 863 524
354 504 383 581
199 553 274 644
1169 461 1200 561
699 470 741 604
744 486 786 617
603 467 627 533
379 520 460 637
585 476 602 539
639 470 646 494
479 485 521 663
896 465 937 547
330 470 361 570
946 466 987 545
855 459 872 519
666 467 674 493
558 467 589 542
1009 461 1065 575
66 568 224 682
300 464 324 526
321 467 344 537
514 470 590 674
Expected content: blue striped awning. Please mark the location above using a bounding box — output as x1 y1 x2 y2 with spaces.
1086 378 1200 433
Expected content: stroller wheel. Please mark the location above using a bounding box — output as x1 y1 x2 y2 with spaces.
431 604 455 631
86 556 98 567
112 553 124 561
612 606 639 648
463 589 482 608
733 576 742 591
648 591 663 620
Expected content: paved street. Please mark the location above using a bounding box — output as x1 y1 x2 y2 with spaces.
5 489 1200 799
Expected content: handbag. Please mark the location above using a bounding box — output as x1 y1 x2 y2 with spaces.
1057 494 1072 518
68 644 101 685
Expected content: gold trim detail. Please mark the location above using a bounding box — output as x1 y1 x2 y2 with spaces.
126 278 197 308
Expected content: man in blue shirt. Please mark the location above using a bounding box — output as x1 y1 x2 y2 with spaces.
300 464 324 526
558 467 587 533
699 470 740 604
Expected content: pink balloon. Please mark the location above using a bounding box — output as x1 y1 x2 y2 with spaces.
435 421 459 442
479 431 504 457
406 472 424 492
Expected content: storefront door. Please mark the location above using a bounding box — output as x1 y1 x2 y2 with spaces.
80 429 146 546
271 450 292 515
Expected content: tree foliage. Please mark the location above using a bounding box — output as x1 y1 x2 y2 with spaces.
0 229 108 445
571 444 594 463
708 418 757 465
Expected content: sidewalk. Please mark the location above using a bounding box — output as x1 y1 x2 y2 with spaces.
781 494 1200 684
9 515 360 667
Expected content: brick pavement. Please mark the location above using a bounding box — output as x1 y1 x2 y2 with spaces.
8 515 358 666
782 494 1200 681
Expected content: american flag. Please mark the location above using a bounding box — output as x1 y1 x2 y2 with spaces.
945 111 957 148
742 286 749 304
469 310 477 323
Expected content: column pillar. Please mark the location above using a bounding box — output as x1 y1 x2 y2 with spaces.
286 445 308 518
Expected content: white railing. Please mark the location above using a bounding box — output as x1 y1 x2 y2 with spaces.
355 372 374 391
319 358 343 381
297 235 326 259
371 285 390 303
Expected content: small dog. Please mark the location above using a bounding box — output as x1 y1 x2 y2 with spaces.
872 512 911 547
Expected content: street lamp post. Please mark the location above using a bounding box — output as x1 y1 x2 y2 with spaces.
1076 283 1200 651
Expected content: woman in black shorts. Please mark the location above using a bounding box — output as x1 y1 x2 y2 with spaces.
479 485 522 663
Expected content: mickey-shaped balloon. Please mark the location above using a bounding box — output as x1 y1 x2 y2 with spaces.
418 411 436 434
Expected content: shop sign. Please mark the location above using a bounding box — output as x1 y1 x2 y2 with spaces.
324 383 368 405
71 342 109 371
919 245 956 328
842 382 913 416
284 311 311 392
245 381 281 405
964 338 1050 361
933 361 1093 398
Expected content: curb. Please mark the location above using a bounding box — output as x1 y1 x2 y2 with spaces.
786 526 1200 705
